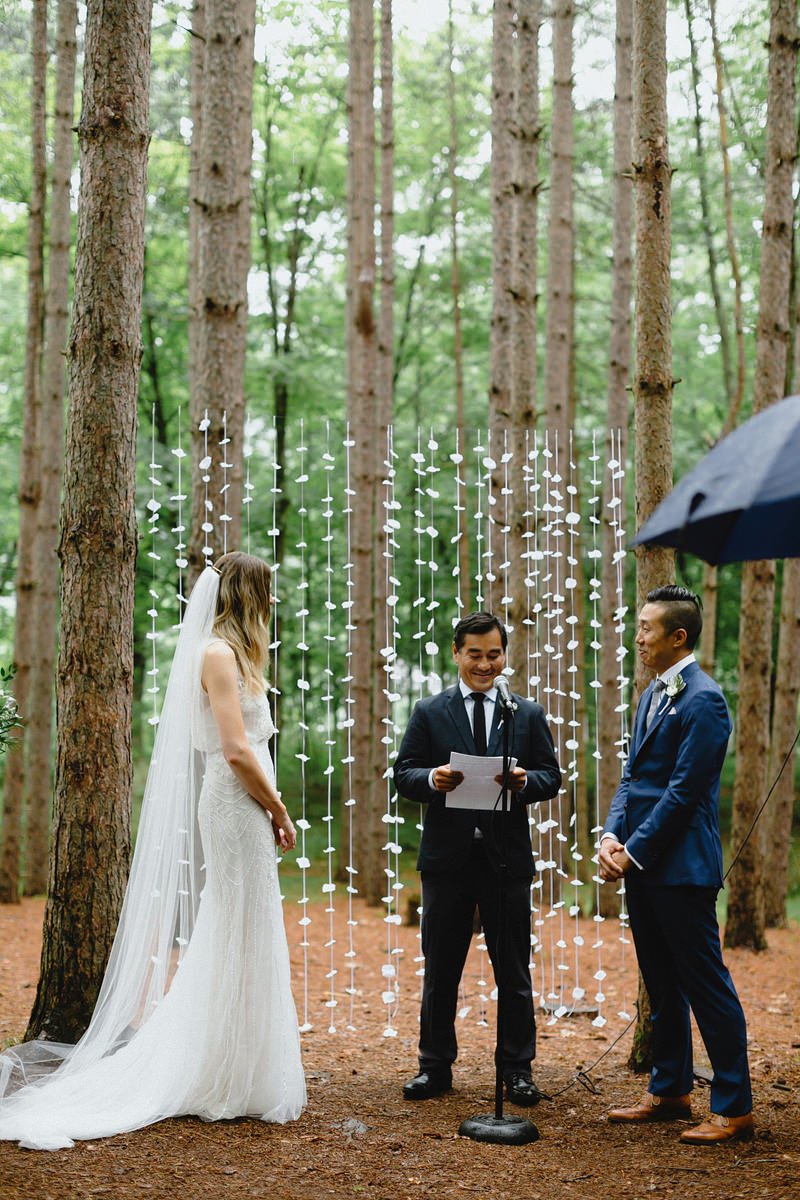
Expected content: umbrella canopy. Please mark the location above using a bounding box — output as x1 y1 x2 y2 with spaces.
632 394 800 565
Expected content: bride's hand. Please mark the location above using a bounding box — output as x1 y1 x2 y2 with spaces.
272 811 296 852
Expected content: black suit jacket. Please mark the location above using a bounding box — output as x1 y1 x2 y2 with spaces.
393 686 562 878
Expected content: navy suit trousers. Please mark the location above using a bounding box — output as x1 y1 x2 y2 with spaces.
625 879 752 1117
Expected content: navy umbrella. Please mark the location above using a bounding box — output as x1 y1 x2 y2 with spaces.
632 393 800 565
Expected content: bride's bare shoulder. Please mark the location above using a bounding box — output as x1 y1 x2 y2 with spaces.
201 638 237 679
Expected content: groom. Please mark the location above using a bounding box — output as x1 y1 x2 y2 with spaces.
599 585 754 1144
393 611 561 1105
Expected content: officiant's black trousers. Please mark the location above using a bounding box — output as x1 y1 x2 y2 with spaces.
418 840 536 1075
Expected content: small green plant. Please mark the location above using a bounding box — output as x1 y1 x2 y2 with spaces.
0 664 21 755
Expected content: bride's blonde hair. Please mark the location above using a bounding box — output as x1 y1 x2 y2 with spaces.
211 552 272 693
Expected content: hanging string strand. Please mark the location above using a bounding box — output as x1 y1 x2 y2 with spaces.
341 426 359 1030
321 422 339 1032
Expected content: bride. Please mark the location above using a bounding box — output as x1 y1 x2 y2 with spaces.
0 552 306 1150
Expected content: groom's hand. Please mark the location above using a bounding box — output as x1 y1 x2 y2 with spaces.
432 765 464 792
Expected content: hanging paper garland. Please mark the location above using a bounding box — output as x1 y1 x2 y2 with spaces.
145 403 162 729
341 426 359 1030
293 424 312 1033
321 421 339 1032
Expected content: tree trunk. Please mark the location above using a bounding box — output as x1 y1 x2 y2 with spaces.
446 0 470 610
629 0 674 1070
505 0 540 684
187 0 204 591
543 0 574 463
725 0 797 953
26 0 151 1043
369 0 395 906
764 557 800 926
0 0 47 905
187 0 254 583
344 0 381 904
597 0 632 916
488 0 514 435
24 0 79 899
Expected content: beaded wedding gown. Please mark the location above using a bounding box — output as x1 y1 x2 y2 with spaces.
0 623 306 1151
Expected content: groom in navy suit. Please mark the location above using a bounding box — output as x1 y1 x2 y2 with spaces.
599 585 754 1144
394 611 561 1105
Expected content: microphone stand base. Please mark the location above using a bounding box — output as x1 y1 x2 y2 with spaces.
458 1113 540 1145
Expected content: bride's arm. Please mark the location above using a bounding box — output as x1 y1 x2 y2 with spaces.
201 641 296 851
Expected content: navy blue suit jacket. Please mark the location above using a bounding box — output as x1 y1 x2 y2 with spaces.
393 686 561 878
603 660 731 888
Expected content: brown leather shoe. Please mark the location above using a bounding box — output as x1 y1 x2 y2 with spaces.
608 1091 693 1123
679 1112 754 1144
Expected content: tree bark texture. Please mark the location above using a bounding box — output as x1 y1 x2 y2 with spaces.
764 557 800 926
0 0 47 905
488 0 514 434
369 0 395 904
543 0 574 460
698 0 748 677
446 0 470 610
505 0 540 685
26 0 151 1043
726 0 797 953
188 0 254 583
25 0 79 898
187 0 204 577
629 0 674 1070
344 0 382 904
597 0 633 915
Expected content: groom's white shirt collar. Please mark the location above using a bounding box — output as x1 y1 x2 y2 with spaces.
458 678 499 703
656 652 696 687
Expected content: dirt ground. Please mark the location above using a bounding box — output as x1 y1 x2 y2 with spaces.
0 896 798 1200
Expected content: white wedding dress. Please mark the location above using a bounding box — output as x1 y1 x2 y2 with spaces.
0 638 306 1150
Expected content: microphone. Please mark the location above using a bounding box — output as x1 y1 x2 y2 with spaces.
495 674 515 709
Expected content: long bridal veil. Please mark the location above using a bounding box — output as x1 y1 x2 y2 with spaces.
0 567 220 1099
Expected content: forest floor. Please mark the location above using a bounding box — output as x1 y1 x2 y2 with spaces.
0 896 798 1200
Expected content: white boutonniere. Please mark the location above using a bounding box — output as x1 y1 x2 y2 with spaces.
665 673 685 700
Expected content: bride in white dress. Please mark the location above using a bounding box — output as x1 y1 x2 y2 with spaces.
0 553 306 1150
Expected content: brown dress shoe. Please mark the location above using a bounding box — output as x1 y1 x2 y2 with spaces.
608 1091 693 1123
679 1112 754 1144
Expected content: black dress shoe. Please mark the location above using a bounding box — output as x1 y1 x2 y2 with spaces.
403 1070 453 1100
505 1072 544 1107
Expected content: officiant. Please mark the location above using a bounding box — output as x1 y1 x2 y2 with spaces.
393 611 561 1106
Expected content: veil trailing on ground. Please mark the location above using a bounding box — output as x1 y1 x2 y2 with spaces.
0 566 221 1098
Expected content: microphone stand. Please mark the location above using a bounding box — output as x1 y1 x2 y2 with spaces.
459 691 539 1146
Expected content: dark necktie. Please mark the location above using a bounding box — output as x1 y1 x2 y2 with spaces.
470 691 487 755
645 679 666 729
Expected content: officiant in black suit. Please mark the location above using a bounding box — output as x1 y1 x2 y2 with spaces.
393 611 561 1105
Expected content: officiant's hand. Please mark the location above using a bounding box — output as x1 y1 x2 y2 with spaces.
494 766 527 792
432 765 464 792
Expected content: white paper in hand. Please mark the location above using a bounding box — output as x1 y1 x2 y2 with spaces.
444 751 518 810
